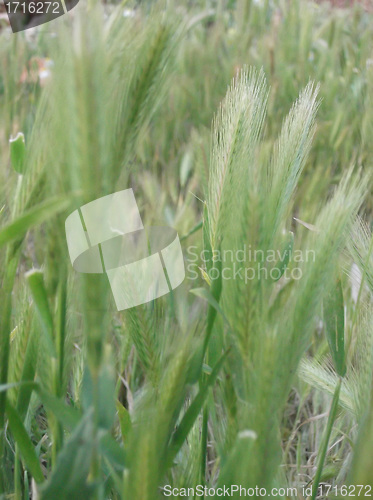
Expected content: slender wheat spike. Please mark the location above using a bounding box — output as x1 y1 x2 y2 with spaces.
349 216 373 294
207 67 268 252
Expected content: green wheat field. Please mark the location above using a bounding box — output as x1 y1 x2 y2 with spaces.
0 0 372 498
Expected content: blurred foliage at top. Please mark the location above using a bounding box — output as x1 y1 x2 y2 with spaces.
1 0 372 218
0 0 373 498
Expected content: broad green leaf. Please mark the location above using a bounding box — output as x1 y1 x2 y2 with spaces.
324 278 346 377
0 196 71 248
9 133 26 174
26 270 56 359
5 401 44 484
99 432 126 468
39 411 95 499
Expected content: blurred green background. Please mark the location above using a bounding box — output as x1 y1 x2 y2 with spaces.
0 0 372 498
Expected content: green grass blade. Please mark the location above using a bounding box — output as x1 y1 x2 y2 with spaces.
0 253 19 489
190 287 227 326
5 401 44 484
9 133 26 175
16 326 39 421
323 278 346 377
0 197 71 248
180 220 203 242
203 203 213 273
25 270 56 359
167 348 230 465
116 401 131 445
311 378 342 500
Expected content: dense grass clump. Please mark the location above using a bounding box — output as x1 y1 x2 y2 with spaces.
0 0 372 498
